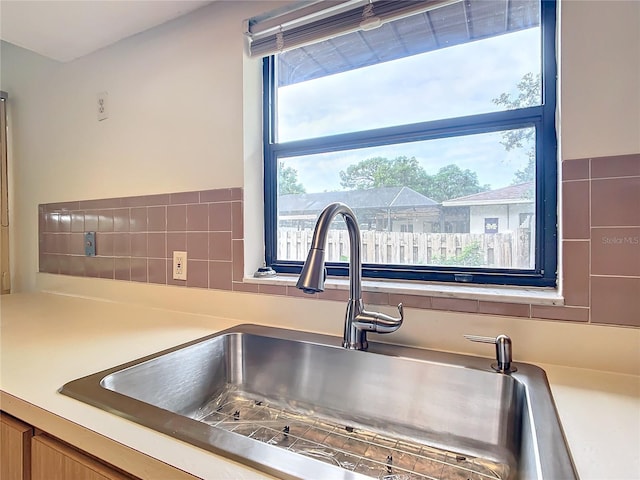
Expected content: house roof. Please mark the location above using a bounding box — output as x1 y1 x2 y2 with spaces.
442 182 535 207
279 186 438 214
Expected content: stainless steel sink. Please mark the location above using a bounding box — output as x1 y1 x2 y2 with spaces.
60 324 577 480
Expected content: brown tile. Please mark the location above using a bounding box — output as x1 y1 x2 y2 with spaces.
69 233 85 255
114 257 131 281
478 301 530 317
38 208 46 235
209 261 232 290
431 297 478 313
148 258 167 285
42 233 55 254
258 284 287 296
170 191 199 204
96 233 114 256
562 240 590 306
389 293 431 310
562 158 590 181
200 188 236 203
79 198 122 209
59 213 71 232
123 194 170 207
591 276 640 327
84 211 99 231
187 260 209 288
45 212 59 232
98 257 115 279
233 282 260 293
209 202 232 232
113 233 131 256
187 204 209 231
85 257 100 278
56 234 69 255
148 206 166 232
317 289 350 302
591 228 640 276
187 232 209 260
71 212 85 232
592 177 640 227
45 201 80 211
148 233 167 258
130 233 148 258
591 153 640 179
40 254 59 273
166 232 186 258
167 205 186 231
531 305 589 322
562 180 590 239
232 201 243 239
113 208 130 232
97 210 114 232
362 291 390 306
59 256 72 275
232 240 244 281
209 232 232 261
131 258 148 282
69 256 86 277
130 207 147 232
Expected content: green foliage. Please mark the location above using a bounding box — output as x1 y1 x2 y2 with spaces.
339 157 488 202
428 164 490 203
492 72 541 184
278 162 306 195
432 241 484 267
339 156 431 193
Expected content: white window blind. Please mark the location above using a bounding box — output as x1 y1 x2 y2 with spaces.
244 0 459 57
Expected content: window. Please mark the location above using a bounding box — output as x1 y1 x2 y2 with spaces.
260 0 557 287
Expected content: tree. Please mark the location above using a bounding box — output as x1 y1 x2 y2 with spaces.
278 162 306 194
492 72 541 184
339 156 431 193
339 157 488 202
428 164 490 202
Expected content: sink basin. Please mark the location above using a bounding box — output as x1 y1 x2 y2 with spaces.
61 324 577 479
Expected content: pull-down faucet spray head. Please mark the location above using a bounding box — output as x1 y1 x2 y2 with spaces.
296 248 326 294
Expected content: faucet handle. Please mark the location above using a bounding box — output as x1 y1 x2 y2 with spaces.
354 303 403 334
464 334 517 374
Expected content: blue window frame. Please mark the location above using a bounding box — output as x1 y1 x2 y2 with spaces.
263 0 557 287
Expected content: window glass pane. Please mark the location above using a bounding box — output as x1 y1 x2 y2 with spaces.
276 4 541 142
277 129 536 269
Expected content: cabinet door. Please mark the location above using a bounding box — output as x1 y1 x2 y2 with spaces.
31 435 133 480
1 412 33 480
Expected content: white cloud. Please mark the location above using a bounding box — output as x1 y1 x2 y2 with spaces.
277 28 540 193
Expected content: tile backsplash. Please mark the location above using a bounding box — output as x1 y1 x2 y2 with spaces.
38 153 640 328
39 188 244 291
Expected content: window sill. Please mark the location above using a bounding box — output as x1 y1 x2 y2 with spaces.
243 274 563 306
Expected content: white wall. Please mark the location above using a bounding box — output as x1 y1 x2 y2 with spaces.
1 0 639 294
469 204 533 234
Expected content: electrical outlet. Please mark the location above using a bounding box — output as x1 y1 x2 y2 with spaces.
97 91 108 121
173 251 187 280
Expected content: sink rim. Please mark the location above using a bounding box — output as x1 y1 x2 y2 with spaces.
60 324 578 480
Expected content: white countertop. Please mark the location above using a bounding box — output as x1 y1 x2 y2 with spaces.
1 292 639 479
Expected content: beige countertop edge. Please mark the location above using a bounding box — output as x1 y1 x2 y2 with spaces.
1 292 639 480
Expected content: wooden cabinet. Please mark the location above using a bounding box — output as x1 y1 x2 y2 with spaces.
1 412 33 480
1 411 135 480
31 434 133 480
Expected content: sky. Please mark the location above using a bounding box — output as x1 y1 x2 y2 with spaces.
276 27 540 193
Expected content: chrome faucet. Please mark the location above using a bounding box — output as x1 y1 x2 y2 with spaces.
296 202 403 350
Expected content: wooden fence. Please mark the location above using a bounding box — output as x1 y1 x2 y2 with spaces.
278 228 532 269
